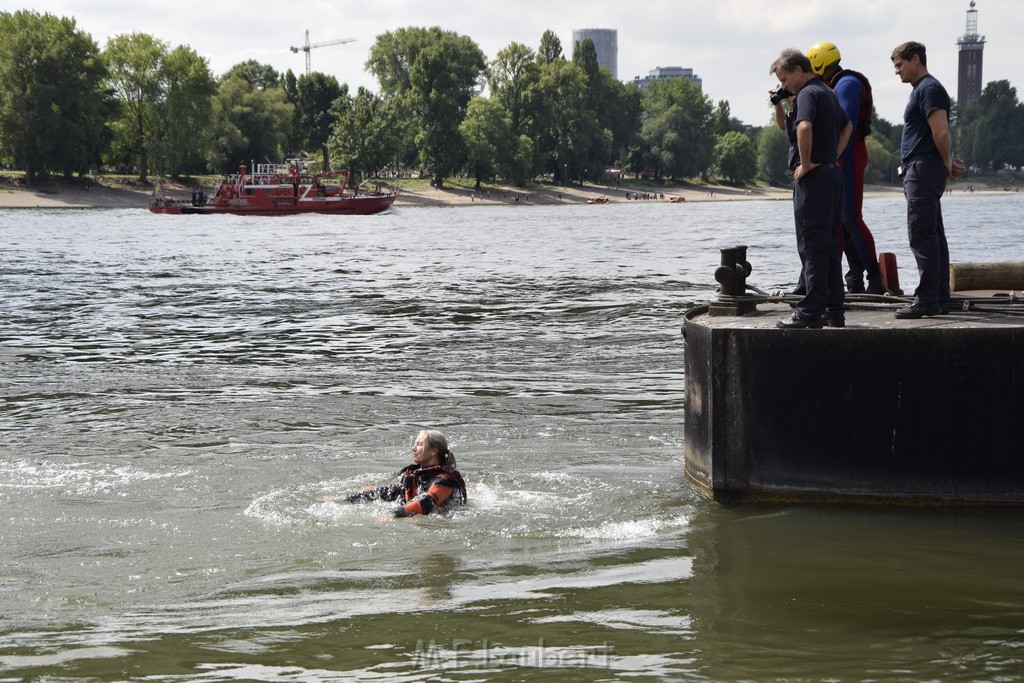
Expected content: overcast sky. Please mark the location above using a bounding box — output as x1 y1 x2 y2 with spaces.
9 0 1020 128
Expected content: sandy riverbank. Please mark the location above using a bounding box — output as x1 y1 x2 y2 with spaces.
0 173 923 210
393 179 798 207
0 175 159 209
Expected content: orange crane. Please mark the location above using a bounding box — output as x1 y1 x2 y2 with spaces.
290 30 356 75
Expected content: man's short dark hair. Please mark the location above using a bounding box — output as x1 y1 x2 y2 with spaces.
891 41 927 66
770 48 812 75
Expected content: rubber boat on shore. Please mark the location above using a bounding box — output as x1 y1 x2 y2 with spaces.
150 161 397 216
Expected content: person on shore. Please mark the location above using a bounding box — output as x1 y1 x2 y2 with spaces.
807 42 886 295
323 429 467 517
890 41 965 318
771 48 852 329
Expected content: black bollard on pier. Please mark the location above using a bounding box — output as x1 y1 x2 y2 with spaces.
709 245 757 316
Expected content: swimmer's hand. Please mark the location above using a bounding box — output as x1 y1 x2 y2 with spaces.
318 493 368 503
376 507 408 521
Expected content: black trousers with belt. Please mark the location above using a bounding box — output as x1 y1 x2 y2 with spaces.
902 154 949 307
793 164 845 320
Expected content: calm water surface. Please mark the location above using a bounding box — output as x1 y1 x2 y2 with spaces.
2 194 1024 681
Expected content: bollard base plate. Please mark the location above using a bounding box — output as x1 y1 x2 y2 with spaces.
708 300 759 317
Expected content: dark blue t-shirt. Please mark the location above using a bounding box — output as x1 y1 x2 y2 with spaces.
901 74 951 162
786 77 849 170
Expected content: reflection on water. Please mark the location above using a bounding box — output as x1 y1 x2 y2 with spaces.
686 505 1024 679
2 197 1024 680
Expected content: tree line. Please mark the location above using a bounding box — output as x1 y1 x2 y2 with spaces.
3 9 1022 189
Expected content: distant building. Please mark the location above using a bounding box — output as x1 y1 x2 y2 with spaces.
572 28 617 79
957 0 985 112
632 66 703 91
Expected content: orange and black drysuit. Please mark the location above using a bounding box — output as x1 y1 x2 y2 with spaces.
345 464 467 517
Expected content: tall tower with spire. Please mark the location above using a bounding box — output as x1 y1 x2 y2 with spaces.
957 1 986 113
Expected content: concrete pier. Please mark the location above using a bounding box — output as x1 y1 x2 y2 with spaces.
683 300 1024 504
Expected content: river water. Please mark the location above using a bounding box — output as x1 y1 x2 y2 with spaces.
2 193 1024 681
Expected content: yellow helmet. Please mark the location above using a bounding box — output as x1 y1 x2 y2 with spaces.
807 41 841 76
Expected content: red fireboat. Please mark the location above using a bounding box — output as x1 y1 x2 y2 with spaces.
150 161 397 216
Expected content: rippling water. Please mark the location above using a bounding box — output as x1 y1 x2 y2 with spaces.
3 195 1024 681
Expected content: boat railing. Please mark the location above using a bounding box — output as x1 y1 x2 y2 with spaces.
252 162 294 177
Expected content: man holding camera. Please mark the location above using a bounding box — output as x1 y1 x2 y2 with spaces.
807 42 886 295
771 48 853 329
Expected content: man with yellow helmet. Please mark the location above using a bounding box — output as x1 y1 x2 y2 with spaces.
806 41 886 295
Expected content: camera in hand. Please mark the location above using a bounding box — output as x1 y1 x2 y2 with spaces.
770 87 793 105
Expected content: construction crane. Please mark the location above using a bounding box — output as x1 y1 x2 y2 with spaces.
290 30 356 75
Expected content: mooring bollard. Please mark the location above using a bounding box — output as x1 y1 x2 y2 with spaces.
878 252 903 295
710 245 757 316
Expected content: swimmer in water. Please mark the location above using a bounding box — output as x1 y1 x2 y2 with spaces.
323 429 467 517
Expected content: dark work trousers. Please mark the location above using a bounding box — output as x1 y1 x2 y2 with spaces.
793 165 845 321
902 156 949 307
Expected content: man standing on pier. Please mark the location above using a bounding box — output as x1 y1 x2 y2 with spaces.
807 42 887 295
771 48 852 329
890 41 965 318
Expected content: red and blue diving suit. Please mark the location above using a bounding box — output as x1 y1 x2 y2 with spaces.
345 464 468 517
829 68 885 294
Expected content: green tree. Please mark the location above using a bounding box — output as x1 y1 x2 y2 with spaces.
489 42 546 181
208 66 294 172
639 78 715 180
329 86 400 183
572 36 600 76
222 60 282 90
367 26 487 183
503 135 537 187
489 42 541 138
368 27 485 186
755 124 790 185
297 72 346 170
713 100 746 136
713 131 756 184
365 27 436 100
460 96 515 189
600 74 642 170
865 134 897 184
205 95 244 172
538 30 563 64
571 39 612 179
282 69 304 157
536 58 607 184
104 32 168 182
959 80 1024 171
572 38 639 174
411 38 484 185
154 45 216 178
870 112 900 154
364 29 422 167
0 10 109 182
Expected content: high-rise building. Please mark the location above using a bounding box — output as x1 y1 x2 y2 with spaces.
957 0 985 112
571 28 617 79
632 66 702 91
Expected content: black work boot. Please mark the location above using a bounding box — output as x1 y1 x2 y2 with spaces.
866 272 886 295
